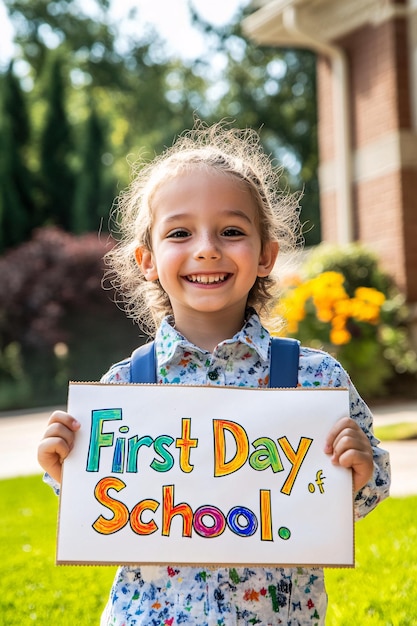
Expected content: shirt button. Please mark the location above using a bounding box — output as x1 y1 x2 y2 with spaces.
208 370 219 381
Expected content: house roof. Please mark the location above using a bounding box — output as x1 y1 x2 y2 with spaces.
243 0 411 49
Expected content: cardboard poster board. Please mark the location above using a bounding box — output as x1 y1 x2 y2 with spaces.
57 384 353 567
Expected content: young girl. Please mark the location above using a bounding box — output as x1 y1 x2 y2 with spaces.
38 122 390 626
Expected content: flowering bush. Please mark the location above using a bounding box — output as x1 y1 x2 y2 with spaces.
274 249 417 399
277 271 386 345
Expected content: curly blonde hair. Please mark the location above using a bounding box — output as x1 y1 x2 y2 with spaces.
104 121 302 336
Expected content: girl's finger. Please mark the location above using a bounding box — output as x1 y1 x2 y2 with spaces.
47 410 80 431
41 421 78 450
38 435 72 465
324 416 354 453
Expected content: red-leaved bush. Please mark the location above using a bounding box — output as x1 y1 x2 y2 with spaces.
0 227 140 408
0 226 116 348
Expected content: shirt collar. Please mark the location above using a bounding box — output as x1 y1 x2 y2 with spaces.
155 309 270 365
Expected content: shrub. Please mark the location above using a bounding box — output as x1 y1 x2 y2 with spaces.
302 242 393 295
0 227 140 410
274 243 417 399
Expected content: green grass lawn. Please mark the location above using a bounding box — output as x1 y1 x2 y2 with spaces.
0 475 115 625
325 496 417 625
374 421 417 442
1 475 415 625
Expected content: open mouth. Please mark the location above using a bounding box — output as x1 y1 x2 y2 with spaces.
185 273 230 285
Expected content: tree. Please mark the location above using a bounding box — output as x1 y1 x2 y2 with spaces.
190 6 321 245
0 63 34 251
72 102 112 233
3 0 118 82
38 53 75 230
2 0 321 245
3 0 208 232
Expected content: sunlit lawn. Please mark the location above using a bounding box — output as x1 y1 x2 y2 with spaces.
374 421 417 442
1 475 415 625
0 475 115 625
325 496 417 625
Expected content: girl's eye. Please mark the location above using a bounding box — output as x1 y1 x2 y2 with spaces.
167 229 190 239
222 228 245 237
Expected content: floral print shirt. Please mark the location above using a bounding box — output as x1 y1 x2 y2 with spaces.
95 312 390 626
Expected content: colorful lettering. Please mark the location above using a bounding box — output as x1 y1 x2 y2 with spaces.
162 485 193 537
92 476 129 534
278 436 313 495
91 481 291 542
213 420 249 477
259 489 273 541
130 498 159 535
126 435 153 472
87 409 122 472
151 435 175 472
227 506 258 537
193 506 226 538
249 437 284 473
175 418 198 472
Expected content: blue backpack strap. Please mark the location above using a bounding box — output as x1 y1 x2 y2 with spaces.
130 336 300 387
269 337 300 388
130 341 156 383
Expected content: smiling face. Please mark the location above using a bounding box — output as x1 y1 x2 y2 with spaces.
139 167 278 340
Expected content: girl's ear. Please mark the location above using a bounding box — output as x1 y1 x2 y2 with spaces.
257 241 279 277
135 247 158 281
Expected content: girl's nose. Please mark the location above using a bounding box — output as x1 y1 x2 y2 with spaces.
194 234 221 260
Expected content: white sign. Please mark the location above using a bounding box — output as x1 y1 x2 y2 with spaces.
57 384 353 567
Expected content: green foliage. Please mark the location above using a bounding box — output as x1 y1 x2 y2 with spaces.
0 475 415 624
325 497 417 625
0 63 34 251
38 54 75 230
335 334 393 398
4 0 118 81
190 7 320 246
72 103 113 233
0 342 33 408
303 242 394 295
1 0 320 250
299 243 416 398
0 2 209 247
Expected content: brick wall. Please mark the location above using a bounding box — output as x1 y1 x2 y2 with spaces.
317 14 417 303
346 20 411 145
402 168 417 301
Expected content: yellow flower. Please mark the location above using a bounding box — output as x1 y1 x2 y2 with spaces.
314 271 345 288
334 299 354 317
351 287 385 323
275 270 386 346
355 287 385 307
316 307 334 323
309 272 349 324
330 327 351 345
278 292 307 324
332 314 349 330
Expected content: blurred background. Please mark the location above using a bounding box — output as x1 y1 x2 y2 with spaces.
0 0 416 410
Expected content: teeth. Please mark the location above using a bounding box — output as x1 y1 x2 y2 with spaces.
187 274 228 284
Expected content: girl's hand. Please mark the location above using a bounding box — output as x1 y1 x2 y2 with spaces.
324 416 374 493
37 411 81 484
